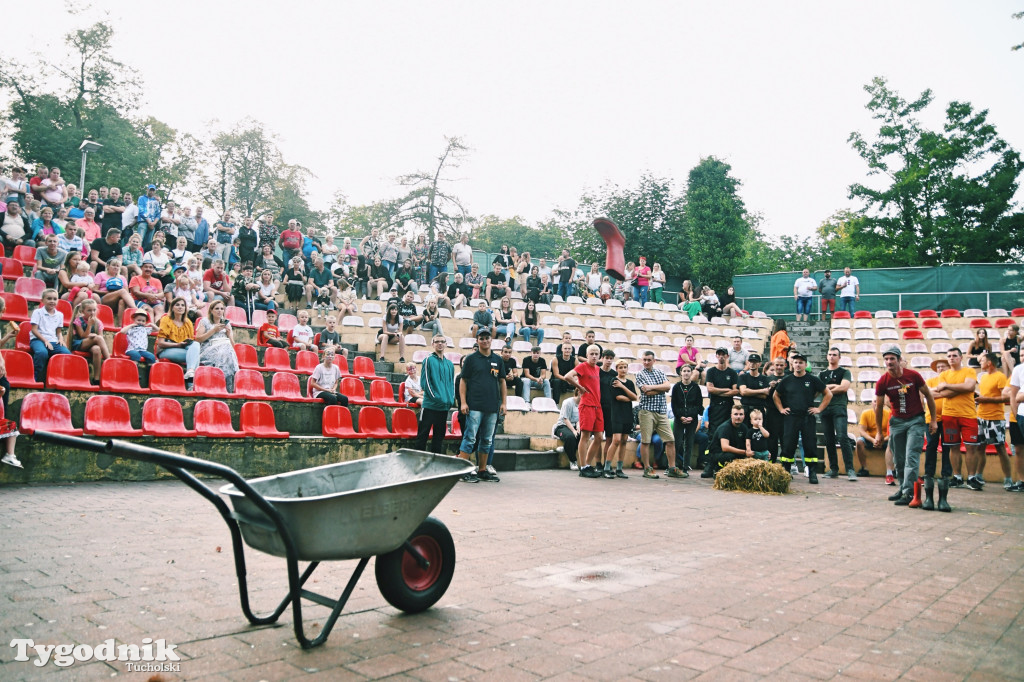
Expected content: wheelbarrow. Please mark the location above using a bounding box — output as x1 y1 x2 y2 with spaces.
32 431 474 649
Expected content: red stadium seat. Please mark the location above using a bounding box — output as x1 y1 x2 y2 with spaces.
250 310 268 329
940 309 961 318
19 392 83 435
853 311 872 319
921 319 943 329
14 276 44 302
262 347 292 372
294 350 319 375
193 366 231 398
240 402 289 438
352 356 378 378
233 369 271 399
14 321 31 352
832 311 851 320
225 305 253 329
356 406 392 438
56 299 72 326
12 245 36 267
335 355 350 375
234 343 260 369
95 303 121 332
120 307 141 329
398 382 414 406
148 362 190 396
995 318 1015 328
447 411 462 440
271 372 307 402
193 400 244 437
46 354 98 391
370 379 401 406
0 293 29 323
99 358 145 394
341 376 371 404
111 333 137 360
83 395 142 437
897 319 918 329
0 257 23 281
312 333 321 348
902 330 924 340
1 349 42 388
1012 308 1024 317
969 319 992 328
391 408 419 438
918 309 938 318
896 310 915 318
276 313 298 333
322 405 358 438
142 398 197 437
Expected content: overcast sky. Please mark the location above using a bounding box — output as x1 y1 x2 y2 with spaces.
4 1 1023 239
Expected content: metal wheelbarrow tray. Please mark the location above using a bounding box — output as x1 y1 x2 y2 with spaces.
33 432 474 649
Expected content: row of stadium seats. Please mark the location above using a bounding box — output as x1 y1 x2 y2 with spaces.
833 308 1024 319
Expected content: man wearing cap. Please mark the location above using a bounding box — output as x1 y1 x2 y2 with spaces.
457 328 507 483
129 260 165 318
818 269 837 320
875 346 937 505
793 268 817 322
706 347 740 440
819 347 856 480
136 184 161 251
738 352 769 422
773 352 832 483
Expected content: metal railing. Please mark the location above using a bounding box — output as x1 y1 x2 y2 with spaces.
738 290 1024 320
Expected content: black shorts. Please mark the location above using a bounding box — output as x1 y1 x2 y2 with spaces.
1010 420 1024 446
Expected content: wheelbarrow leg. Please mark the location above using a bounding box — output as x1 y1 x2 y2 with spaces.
292 557 371 649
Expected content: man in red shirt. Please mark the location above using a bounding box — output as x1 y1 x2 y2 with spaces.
564 344 604 478
875 346 937 506
634 256 652 306
29 165 47 202
202 258 234 306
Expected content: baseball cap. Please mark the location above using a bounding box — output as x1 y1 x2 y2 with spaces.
476 328 492 338
173 264 186 273
715 347 729 355
882 346 902 358
146 184 156 190
791 352 808 361
748 353 761 363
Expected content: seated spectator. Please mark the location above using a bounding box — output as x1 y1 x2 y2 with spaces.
376 303 405 362
166 266 204 310
403 362 423 407
0 355 20 467
336 279 357 319
442 272 470 311
169 235 193 267
253 267 279 315
551 342 577 402
465 262 484 300
537 273 552 305
30 206 63 242
310 348 349 406
145 234 174 285
500 345 524 398
67 259 99 307
1 201 33 251
33 234 67 288
394 259 418 298
75 207 101 243
92 257 133 317
231 262 260 322
318 314 347 359
195 300 239 391
367 255 392 300
967 328 991 367
485 263 510 301
197 238 220 269
89 227 123 274
255 243 284 279
290 309 315 351
156 297 199 376
130 259 166 318
521 346 552 402
719 285 745 318
283 256 306 306
202 258 233 306
469 300 494 338
0 300 19 351
121 309 158 364
29 289 71 383
856 395 891 479
65 298 109 383
257 308 289 348
700 286 722 318
305 256 336 313
418 297 445 337
121 233 144 277
1002 323 1019 373
553 388 581 470
519 299 544 345
493 296 516 345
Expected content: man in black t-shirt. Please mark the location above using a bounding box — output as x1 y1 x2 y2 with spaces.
556 249 576 300
521 346 551 403
738 353 770 422
578 330 604 362
819 347 855 480
500 345 523 398
458 329 507 482
597 350 617 474
706 404 751 474
99 188 125 236
485 263 510 301
90 228 123 274
773 352 832 484
705 347 739 437
551 342 577 402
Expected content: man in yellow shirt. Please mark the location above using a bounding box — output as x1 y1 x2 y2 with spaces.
976 352 1013 489
922 358 952 509
933 348 978 489
855 396 890 476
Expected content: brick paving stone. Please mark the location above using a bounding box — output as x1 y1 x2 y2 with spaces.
1 470 1022 680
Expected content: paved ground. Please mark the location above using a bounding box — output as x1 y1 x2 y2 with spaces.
1 467 1022 681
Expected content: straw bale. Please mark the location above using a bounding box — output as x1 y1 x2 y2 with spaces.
712 458 791 495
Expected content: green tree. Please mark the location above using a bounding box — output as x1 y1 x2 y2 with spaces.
683 157 751 290
390 136 472 242
469 215 562 258
848 77 1024 265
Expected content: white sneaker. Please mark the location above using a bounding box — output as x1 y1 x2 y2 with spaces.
486 464 497 476
569 461 579 471
2 453 23 469
183 369 195 381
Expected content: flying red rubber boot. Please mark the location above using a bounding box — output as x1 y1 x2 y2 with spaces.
593 218 625 280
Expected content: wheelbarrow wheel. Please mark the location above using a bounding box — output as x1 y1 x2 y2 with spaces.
375 516 455 613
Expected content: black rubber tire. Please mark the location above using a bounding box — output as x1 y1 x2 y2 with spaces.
375 516 455 613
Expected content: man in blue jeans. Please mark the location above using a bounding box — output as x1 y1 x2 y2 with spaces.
458 328 507 482
793 268 817 322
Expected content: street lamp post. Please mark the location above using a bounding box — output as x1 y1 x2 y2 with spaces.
78 140 103 190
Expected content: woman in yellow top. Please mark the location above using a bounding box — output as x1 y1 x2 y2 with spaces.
770 320 793 361
155 297 199 377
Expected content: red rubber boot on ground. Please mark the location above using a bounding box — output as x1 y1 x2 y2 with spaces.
908 478 922 508
593 218 625 280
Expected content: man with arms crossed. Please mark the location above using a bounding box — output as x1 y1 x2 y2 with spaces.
932 348 979 489
635 350 685 480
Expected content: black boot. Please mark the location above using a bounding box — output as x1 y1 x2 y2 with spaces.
887 487 904 501
700 460 716 479
808 464 818 484
894 489 912 506
937 477 951 512
921 476 935 511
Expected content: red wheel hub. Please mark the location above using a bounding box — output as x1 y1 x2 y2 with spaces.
402 536 442 591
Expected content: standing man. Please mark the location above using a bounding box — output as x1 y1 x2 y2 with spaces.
634 350 685 480
793 268 817 322
562 344 604 478
932 348 979 489
819 347 856 481
763 356 788 464
976 352 1012 490
452 234 473 278
426 232 452 284
836 267 860 315
457 329 506 483
773 352 832 484
551 342 577 402
818 269 837 320
875 346 937 505
706 347 740 440
1005 357 1024 492
672 364 704 470
416 335 455 454
738 352 770 422
136 184 162 251
556 249 576 300
100 187 125 237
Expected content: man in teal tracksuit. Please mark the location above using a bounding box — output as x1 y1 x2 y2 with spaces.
415 334 455 453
